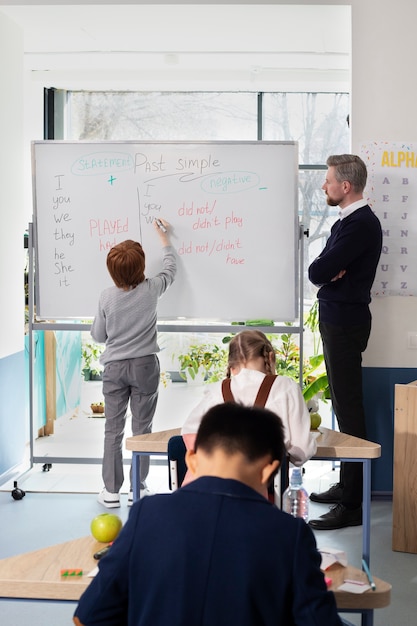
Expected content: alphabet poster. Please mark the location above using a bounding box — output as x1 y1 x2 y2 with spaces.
361 141 417 296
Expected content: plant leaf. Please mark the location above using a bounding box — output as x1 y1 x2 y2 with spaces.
303 374 329 402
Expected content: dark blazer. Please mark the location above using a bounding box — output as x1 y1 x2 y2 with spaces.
308 204 382 326
74 477 342 626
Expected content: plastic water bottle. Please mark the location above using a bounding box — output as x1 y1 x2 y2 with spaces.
283 467 309 521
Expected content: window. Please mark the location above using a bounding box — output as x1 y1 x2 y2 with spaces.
66 89 349 302
262 92 349 300
68 91 258 141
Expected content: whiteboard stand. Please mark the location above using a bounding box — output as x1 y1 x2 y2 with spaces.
26 137 306 470
25 221 306 471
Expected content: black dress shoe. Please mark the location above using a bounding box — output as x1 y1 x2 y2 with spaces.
308 503 362 530
309 483 342 504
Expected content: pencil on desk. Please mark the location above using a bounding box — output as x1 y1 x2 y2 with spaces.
362 558 376 591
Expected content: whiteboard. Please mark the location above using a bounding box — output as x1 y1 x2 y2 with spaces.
32 141 299 321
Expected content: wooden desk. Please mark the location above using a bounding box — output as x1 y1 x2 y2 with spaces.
327 563 391 612
0 536 390 619
314 427 381 461
126 427 181 455
313 427 381 569
126 427 380 558
126 427 181 501
125 426 380 465
0 536 99 601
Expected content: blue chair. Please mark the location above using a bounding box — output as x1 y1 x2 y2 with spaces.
167 435 187 490
167 433 288 505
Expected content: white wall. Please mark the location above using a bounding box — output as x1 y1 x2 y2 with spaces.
350 0 417 368
0 12 24 359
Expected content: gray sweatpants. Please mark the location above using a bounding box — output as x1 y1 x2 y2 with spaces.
101 354 160 493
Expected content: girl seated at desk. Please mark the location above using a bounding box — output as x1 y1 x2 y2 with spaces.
181 330 317 485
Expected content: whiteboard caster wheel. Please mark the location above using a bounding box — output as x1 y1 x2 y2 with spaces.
11 481 26 500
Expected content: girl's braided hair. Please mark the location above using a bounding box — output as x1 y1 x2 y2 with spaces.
226 330 276 378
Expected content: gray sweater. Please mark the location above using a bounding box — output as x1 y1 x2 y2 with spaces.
91 246 176 364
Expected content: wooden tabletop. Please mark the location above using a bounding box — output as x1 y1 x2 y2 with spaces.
126 427 181 453
0 536 390 610
327 563 391 610
0 536 100 601
126 426 381 460
314 427 381 459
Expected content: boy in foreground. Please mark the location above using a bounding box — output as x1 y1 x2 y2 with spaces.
74 403 342 626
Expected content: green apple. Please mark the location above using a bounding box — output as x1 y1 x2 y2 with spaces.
310 412 322 430
91 513 123 543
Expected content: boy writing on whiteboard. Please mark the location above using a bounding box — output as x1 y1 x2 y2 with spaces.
91 218 176 508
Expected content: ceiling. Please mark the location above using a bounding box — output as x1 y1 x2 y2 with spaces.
0 3 351 90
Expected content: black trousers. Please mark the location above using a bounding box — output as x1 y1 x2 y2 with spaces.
319 320 371 509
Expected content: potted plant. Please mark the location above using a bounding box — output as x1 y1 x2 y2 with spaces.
302 300 330 403
221 302 329 404
173 302 329 401
175 343 228 384
81 340 104 381
90 401 105 415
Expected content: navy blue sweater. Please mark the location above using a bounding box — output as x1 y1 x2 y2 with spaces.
308 205 382 326
74 477 341 626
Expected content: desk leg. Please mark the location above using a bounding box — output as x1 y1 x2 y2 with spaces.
362 608 373 626
132 453 141 502
362 459 371 566
361 460 373 626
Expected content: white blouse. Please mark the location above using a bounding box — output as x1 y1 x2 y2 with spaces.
181 368 317 466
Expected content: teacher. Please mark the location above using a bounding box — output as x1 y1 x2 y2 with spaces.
307 154 382 531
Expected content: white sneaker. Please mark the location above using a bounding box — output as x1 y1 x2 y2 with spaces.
127 488 153 507
97 488 120 509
